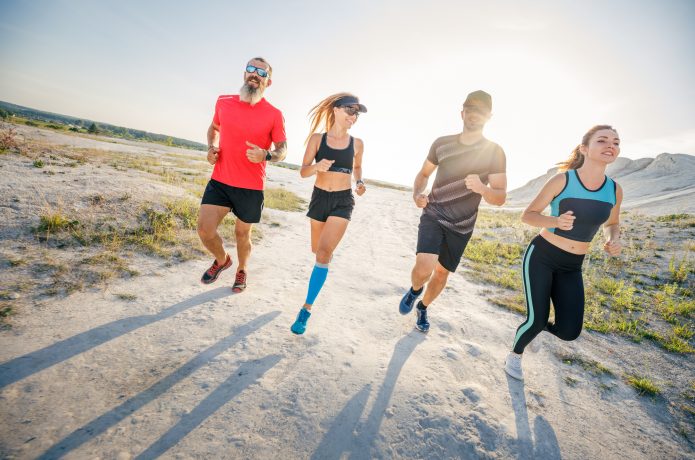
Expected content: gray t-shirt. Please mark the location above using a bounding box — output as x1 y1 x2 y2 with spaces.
423 134 506 235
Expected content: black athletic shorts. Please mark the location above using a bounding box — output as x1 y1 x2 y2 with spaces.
416 212 472 272
201 179 264 223
306 187 355 222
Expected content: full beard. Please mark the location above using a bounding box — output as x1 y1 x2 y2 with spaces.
240 80 264 105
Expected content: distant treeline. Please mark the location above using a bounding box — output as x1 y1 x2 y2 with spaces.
0 101 206 151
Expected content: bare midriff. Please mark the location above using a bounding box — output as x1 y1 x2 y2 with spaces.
539 228 591 255
314 171 352 192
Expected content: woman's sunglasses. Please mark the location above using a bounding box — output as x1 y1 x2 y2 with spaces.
245 65 269 78
341 106 360 116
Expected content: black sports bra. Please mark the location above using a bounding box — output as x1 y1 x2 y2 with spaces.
314 133 354 174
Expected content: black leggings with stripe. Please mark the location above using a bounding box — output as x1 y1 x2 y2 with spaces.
512 235 586 354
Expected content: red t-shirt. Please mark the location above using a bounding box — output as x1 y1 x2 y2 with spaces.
211 95 286 190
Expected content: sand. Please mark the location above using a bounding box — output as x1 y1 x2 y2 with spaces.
0 127 693 459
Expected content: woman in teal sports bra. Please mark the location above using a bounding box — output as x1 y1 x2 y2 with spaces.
504 125 624 381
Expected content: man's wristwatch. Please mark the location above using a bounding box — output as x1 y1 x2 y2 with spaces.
265 150 272 161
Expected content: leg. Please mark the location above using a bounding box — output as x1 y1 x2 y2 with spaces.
304 216 350 308
512 243 553 354
233 219 253 273
197 204 230 264
411 253 439 291
422 262 450 306
548 269 585 341
310 218 326 254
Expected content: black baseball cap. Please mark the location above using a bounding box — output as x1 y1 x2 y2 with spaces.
335 95 367 113
463 90 492 111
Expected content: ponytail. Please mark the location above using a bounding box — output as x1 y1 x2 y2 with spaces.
304 92 355 145
558 124 617 171
557 145 585 171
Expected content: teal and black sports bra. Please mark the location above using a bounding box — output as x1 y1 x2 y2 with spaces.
314 133 354 174
548 169 616 242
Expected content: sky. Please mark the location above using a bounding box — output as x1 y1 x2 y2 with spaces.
1 0 694 189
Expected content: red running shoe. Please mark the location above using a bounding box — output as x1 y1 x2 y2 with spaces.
232 270 247 293
201 254 232 284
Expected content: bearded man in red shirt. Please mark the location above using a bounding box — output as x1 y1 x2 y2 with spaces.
197 57 287 292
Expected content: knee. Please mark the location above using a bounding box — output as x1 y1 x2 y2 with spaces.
235 226 251 242
197 223 216 241
553 324 583 342
432 266 450 283
412 266 432 283
315 247 332 265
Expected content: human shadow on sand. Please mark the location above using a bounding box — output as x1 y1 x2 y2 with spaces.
135 353 282 460
506 375 562 459
311 331 425 460
0 287 233 388
36 311 279 460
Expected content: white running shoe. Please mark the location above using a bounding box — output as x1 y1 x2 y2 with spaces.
504 352 524 381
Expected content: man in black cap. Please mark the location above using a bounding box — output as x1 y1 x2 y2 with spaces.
398 90 508 332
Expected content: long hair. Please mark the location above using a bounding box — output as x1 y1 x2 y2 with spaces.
305 92 355 145
557 124 618 171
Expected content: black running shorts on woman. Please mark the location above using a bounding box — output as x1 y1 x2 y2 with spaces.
512 235 586 353
306 187 355 222
201 178 264 223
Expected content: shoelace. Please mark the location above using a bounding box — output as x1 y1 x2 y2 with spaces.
235 271 246 285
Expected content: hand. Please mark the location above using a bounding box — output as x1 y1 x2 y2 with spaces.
464 174 486 194
355 181 366 196
604 239 622 256
556 211 575 230
207 146 219 165
245 141 266 163
315 159 335 173
414 193 429 208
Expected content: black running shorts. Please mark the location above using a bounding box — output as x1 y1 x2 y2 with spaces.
306 187 355 222
416 212 472 272
201 179 264 223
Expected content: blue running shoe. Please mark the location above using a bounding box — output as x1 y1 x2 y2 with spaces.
399 288 421 315
415 303 430 333
291 308 312 335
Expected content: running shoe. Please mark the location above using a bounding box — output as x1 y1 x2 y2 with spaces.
504 352 524 381
200 254 231 284
232 270 247 293
291 308 311 335
399 287 421 315
415 302 430 332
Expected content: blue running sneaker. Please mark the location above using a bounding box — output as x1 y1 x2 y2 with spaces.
415 302 430 333
399 288 422 315
291 308 311 335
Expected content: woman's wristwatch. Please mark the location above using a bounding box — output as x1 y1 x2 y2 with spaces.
356 179 365 186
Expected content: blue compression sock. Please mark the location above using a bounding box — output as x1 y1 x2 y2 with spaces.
305 263 329 305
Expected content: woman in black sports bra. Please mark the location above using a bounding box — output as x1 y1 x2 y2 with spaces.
290 93 367 335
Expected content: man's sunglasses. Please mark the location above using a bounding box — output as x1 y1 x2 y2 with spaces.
245 65 269 78
341 106 360 116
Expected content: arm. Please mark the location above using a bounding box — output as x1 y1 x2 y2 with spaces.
266 140 287 162
413 159 437 208
477 172 507 206
521 174 575 229
300 134 333 178
353 138 366 195
245 140 288 163
603 183 623 256
206 122 220 165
